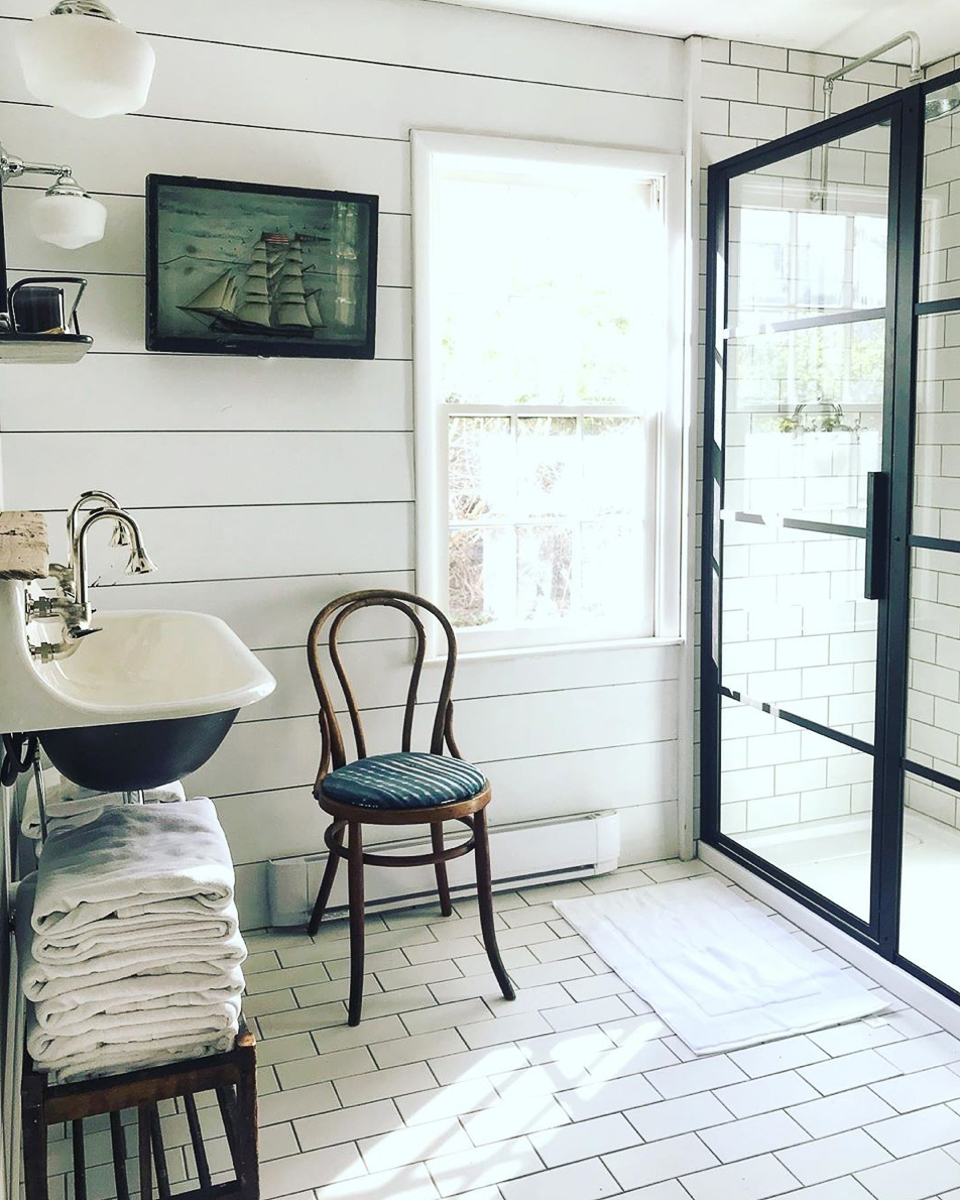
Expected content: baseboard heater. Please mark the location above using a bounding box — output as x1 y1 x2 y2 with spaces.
266 811 621 927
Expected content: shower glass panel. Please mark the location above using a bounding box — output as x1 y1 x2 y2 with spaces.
722 699 875 919
706 64 960 1009
905 546 960 781
899 772 960 991
900 308 960 991
919 85 960 304
715 120 891 922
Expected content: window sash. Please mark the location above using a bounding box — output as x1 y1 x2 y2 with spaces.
412 131 685 656
444 410 657 646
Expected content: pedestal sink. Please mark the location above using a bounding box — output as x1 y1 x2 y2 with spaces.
0 582 276 791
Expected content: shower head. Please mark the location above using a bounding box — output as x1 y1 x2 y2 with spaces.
926 84 960 121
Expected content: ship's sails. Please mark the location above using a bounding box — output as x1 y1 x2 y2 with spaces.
179 270 240 319
235 241 271 328
179 232 325 334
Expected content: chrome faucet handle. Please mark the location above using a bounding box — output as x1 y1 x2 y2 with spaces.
65 624 102 640
48 561 76 597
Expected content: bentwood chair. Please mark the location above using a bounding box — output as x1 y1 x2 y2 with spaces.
306 589 516 1025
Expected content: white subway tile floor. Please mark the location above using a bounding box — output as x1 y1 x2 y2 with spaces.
44 858 960 1200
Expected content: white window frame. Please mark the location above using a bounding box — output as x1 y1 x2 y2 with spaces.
412 130 686 658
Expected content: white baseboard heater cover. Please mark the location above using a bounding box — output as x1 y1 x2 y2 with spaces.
266 812 620 927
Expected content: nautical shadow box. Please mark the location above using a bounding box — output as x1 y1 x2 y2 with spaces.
145 174 378 359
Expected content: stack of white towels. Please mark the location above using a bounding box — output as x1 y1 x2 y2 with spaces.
16 793 247 1083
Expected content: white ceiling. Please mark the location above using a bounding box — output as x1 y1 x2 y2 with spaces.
430 0 960 64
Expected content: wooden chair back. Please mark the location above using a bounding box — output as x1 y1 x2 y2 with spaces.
307 589 462 791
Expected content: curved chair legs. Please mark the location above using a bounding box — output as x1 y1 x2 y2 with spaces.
307 821 344 937
431 824 454 917
347 822 366 1026
474 809 516 1002
311 810 516 1025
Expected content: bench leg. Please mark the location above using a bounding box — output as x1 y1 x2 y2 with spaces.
21 1071 48 1200
138 1105 152 1200
237 1040 260 1200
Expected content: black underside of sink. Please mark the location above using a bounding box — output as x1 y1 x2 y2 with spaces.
39 709 239 792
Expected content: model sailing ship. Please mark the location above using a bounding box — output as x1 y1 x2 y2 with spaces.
180 232 325 336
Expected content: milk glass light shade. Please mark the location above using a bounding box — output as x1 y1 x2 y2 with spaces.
30 187 107 249
16 3 155 119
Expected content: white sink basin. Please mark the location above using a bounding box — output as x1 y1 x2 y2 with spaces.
0 580 276 789
33 609 275 722
0 582 275 734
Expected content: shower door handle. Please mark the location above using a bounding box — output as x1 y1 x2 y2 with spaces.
864 470 889 601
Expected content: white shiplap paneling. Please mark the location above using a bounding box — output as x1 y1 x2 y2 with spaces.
0 0 688 921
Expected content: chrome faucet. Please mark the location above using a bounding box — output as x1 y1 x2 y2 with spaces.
49 489 130 599
71 507 156 633
26 506 156 653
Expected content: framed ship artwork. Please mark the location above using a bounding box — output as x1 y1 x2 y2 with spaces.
145 175 378 358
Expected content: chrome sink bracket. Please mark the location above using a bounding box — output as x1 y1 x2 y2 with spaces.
32 740 48 842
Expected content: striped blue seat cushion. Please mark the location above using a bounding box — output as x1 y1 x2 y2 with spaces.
321 752 487 810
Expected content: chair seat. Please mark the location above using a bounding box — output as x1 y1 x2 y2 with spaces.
321 752 487 810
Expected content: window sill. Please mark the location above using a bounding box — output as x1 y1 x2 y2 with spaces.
426 635 684 667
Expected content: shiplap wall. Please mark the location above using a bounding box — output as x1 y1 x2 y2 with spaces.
0 0 688 926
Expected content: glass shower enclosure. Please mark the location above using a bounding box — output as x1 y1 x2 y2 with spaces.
701 66 960 1004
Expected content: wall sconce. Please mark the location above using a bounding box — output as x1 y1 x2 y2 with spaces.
16 1 155 119
0 144 106 249
0 144 99 363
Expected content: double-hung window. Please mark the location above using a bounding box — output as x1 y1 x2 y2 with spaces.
413 132 684 654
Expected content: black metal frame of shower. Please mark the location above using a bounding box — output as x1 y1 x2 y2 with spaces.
700 63 960 1007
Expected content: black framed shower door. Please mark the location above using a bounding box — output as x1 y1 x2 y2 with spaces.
701 64 960 1006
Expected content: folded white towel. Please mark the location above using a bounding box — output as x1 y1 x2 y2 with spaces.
27 998 241 1064
21 770 186 840
32 917 240 966
21 919 246 995
16 874 246 1002
52 1039 236 1084
34 974 245 1031
26 1002 237 1083
16 875 244 1082
32 906 239 966
32 797 235 936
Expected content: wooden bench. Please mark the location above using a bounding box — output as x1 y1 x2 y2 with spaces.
21 1025 259 1200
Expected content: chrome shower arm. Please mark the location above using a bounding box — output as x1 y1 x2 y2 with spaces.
817 31 923 206
822 30 922 114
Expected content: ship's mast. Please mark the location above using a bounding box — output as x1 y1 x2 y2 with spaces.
235 237 272 327
271 236 312 330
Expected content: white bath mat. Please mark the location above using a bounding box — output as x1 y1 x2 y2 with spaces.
555 876 889 1055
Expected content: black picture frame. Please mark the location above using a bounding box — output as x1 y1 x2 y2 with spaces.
145 174 378 359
